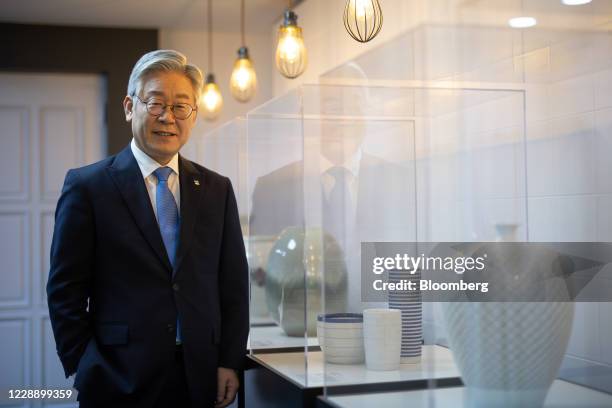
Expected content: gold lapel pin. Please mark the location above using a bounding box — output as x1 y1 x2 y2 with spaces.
194 179 200 186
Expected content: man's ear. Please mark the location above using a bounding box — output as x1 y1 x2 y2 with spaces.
123 95 134 122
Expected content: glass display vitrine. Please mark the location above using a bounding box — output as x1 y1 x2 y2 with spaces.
312 84 529 404
194 118 278 330
245 18 612 405
315 20 612 408
197 118 248 218
245 82 531 400
245 83 421 382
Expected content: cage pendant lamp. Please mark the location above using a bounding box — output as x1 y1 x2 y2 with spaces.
343 0 383 43
202 0 223 120
275 7 307 79
230 0 257 102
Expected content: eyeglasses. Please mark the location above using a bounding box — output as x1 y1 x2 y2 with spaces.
133 95 197 120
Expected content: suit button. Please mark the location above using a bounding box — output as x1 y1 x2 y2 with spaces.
172 283 180 292
167 324 175 333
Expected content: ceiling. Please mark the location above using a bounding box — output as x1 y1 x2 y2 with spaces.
2 0 608 34
0 0 296 32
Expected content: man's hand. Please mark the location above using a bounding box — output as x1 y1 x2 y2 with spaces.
215 367 239 408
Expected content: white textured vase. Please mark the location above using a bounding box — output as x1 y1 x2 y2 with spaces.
443 302 574 407
443 222 574 407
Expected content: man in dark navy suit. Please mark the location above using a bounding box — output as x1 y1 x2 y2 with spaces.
47 50 249 408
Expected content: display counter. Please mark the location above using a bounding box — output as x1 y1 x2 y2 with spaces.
244 346 462 408
251 345 458 388
318 380 612 408
248 325 319 351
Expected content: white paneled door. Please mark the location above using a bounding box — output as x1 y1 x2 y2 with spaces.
0 73 105 407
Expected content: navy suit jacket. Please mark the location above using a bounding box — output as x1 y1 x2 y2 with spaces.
47 145 249 407
250 153 414 241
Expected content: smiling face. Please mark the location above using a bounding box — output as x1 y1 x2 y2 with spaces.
123 70 198 165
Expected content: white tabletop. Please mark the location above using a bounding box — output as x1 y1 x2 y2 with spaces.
249 345 459 389
248 325 319 350
322 380 612 408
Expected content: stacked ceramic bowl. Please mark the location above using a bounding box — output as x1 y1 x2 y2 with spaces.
388 269 422 363
317 313 364 364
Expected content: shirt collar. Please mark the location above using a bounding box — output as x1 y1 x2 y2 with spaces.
130 138 180 179
320 149 362 179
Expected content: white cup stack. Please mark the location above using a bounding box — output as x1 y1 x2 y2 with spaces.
363 308 402 371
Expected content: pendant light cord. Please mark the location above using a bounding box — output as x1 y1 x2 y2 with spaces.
241 0 245 47
208 0 213 72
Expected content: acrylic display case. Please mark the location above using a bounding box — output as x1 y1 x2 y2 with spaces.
243 80 535 407
197 118 248 217
193 118 282 332
245 81 421 372
198 17 611 408
312 21 612 408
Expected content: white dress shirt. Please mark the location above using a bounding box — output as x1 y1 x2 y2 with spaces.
131 139 183 344
130 139 181 219
318 149 362 250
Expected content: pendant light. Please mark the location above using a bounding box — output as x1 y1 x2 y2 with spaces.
230 0 257 102
343 0 383 43
275 0 307 79
202 0 223 120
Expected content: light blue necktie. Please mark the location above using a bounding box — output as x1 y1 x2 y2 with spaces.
153 167 181 343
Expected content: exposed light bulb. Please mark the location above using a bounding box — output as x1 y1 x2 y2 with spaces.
279 33 300 62
355 0 368 18
202 73 223 121
343 0 383 43
230 47 257 102
275 10 307 79
508 16 537 28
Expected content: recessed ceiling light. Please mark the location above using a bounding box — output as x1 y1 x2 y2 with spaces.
562 0 592 5
508 16 537 28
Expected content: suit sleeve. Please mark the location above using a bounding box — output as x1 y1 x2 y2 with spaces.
218 178 249 370
47 169 94 378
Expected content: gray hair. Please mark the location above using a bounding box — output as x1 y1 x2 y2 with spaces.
127 49 203 105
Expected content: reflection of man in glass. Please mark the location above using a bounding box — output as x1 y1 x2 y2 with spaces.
250 74 414 314
316 89 367 249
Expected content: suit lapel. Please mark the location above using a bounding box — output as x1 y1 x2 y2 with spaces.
173 155 205 276
107 146 173 274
